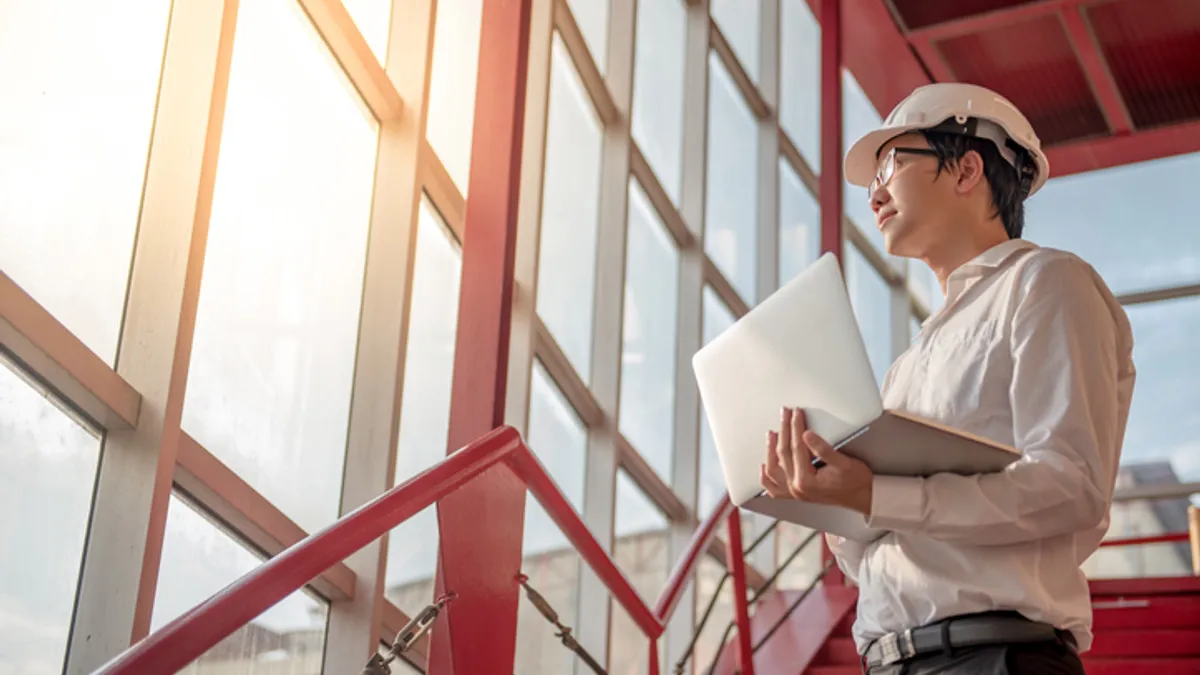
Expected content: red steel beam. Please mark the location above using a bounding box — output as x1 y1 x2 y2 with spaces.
1060 6 1133 135
1097 531 1190 548
426 0 533 672
905 0 1088 42
1045 118 1200 177
819 0 843 262
725 511 757 675
910 35 957 82
91 428 524 675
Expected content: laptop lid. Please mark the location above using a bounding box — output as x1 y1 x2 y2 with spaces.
691 253 883 506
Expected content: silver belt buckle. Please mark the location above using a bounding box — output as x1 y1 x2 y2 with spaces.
877 628 917 666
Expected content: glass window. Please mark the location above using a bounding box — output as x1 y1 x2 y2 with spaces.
515 361 589 673
609 471 670 674
182 0 378 534
153 494 328 671
0 359 102 673
342 0 392 64
631 0 687 204
706 52 760 303
908 260 944 315
425 0 482 191
1025 152 1200 296
843 71 904 272
0 1 170 363
1121 297 1200 480
780 0 821 167
775 522 823 590
1085 498 1196 579
699 287 737 514
710 0 761 82
536 34 605 385
779 158 821 285
620 179 681 482
845 245 892 384
384 198 462 612
566 0 610 74
693 555 735 673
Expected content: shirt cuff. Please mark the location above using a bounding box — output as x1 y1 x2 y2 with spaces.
866 475 925 531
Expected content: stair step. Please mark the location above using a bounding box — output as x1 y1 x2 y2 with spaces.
813 637 858 665
808 658 1200 675
1094 596 1200 629
1090 629 1200 657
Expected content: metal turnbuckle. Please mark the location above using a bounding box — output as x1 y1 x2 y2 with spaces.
517 574 607 675
362 592 456 675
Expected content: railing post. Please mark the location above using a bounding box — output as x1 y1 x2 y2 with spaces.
1189 505 1199 576
425 0 534 673
820 0 846 590
725 511 756 675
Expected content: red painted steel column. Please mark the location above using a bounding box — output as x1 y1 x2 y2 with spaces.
725 512 756 675
819 0 846 586
426 0 533 672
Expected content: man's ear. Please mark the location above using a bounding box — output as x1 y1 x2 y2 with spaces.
955 150 986 194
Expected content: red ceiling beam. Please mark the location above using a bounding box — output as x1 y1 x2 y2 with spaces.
905 0 1089 41
910 35 956 82
1045 118 1200 177
806 0 931 118
1059 6 1134 135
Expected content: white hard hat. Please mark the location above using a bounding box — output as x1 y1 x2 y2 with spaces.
844 82 1050 196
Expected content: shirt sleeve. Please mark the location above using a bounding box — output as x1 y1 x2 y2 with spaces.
825 533 866 584
865 256 1130 546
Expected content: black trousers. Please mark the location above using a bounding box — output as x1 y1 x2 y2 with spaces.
867 639 1086 675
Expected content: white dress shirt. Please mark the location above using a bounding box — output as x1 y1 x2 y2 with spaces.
828 238 1136 654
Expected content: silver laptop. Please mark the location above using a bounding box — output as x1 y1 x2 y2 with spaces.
692 253 1020 541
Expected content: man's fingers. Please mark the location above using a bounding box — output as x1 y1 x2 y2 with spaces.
804 430 842 467
764 431 788 486
776 408 795 479
789 407 816 476
760 464 789 498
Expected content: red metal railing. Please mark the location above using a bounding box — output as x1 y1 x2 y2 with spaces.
94 426 752 674
1098 531 1191 548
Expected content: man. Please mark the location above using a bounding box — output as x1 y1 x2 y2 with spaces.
760 82 1136 674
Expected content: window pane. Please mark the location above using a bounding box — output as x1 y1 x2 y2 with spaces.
0 1 170 363
610 472 669 674
907 259 944 315
342 0 391 64
843 72 903 271
620 180 681 481
780 0 821 167
0 359 101 673
706 52 760 302
710 0 761 82
699 287 736 514
1121 296 1200 479
426 0 482 191
536 35 605 384
693 556 735 674
1085 497 1196 579
845 245 892 385
182 0 378 533
566 0 609 74
775 522 823 590
153 494 328 671
1026 152 1200 295
632 0 687 204
779 158 820 285
385 198 462 612
516 361 588 673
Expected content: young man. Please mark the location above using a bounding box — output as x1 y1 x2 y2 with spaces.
759 83 1136 673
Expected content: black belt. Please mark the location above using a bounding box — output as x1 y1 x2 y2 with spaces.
864 612 1075 669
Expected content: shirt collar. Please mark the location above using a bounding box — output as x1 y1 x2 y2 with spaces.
942 239 1038 308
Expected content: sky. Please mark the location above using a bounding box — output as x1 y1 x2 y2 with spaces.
2 0 1198 673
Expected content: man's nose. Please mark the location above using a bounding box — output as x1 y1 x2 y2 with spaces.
870 186 889 214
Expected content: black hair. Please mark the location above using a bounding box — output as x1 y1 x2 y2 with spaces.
919 128 1031 239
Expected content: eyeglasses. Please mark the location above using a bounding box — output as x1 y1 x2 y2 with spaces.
870 147 940 196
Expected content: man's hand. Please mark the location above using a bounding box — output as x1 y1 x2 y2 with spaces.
760 407 875 516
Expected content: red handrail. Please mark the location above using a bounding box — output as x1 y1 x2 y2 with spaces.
95 426 747 674
1098 531 1191 548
